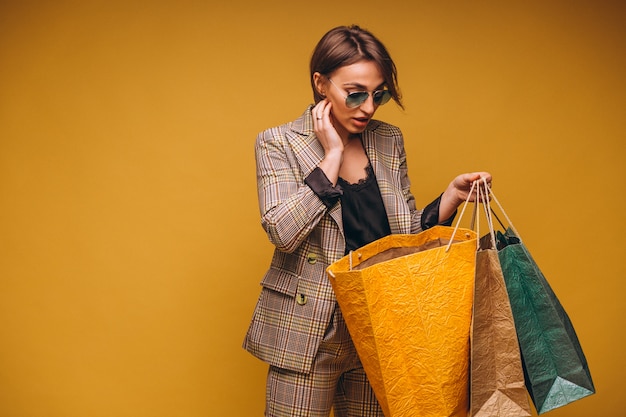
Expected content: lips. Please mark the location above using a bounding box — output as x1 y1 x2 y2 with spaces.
353 117 370 127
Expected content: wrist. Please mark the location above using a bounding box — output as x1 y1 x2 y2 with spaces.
441 185 463 209
318 149 343 186
439 187 462 220
324 147 343 159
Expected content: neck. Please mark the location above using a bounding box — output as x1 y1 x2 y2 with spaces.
342 133 360 147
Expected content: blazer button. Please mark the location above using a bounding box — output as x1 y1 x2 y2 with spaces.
307 253 317 264
296 293 308 305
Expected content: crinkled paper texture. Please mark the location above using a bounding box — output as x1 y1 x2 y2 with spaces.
498 230 595 414
471 249 531 417
327 226 476 417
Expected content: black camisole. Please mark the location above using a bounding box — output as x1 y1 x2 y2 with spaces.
338 164 391 254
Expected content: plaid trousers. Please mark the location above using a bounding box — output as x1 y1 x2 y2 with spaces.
265 304 384 417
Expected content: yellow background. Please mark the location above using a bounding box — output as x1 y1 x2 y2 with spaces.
1 1 623 416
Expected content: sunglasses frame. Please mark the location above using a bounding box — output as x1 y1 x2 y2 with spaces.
328 78 392 108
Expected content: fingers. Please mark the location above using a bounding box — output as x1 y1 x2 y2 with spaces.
313 99 332 127
451 172 493 204
312 100 344 155
478 172 492 187
471 173 493 203
466 172 492 189
467 172 491 184
455 173 490 190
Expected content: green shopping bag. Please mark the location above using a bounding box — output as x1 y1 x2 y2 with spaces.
489 191 595 414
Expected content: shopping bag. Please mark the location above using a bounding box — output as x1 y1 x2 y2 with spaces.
326 226 477 417
469 181 531 417
488 189 595 414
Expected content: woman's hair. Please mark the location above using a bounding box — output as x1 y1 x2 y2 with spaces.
310 25 403 108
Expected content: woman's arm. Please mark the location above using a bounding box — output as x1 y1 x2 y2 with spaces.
255 128 328 253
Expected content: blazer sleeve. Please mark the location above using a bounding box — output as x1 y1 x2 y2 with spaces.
255 126 329 253
393 127 424 234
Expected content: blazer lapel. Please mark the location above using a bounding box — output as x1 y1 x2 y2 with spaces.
362 124 412 235
287 106 344 234
287 106 325 177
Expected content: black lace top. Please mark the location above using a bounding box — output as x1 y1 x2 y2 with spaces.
337 164 391 253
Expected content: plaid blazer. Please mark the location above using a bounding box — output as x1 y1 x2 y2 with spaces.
243 106 427 374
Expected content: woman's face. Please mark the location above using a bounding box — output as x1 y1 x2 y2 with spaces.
317 60 386 140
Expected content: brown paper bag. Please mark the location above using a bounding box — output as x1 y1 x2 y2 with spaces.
470 178 531 416
471 244 531 416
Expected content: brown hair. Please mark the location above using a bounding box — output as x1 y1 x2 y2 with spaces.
309 25 403 108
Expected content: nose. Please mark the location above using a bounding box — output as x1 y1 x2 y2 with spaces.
359 93 376 114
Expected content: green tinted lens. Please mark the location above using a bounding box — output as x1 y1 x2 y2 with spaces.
373 90 392 105
345 91 391 107
345 92 369 108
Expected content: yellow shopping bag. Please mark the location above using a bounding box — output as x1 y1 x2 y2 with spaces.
327 226 477 417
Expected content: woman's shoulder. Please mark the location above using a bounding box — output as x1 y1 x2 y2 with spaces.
256 106 312 143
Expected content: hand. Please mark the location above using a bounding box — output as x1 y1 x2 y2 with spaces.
440 172 492 221
312 99 343 154
449 172 492 204
313 100 344 185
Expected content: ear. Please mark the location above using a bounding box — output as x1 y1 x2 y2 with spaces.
313 72 326 97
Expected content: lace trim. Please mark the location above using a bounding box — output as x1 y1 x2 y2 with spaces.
338 163 374 189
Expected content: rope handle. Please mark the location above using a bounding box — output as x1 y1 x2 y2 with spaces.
488 184 521 241
478 177 497 249
445 179 478 252
446 177 521 252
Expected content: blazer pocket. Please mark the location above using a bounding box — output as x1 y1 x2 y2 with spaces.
261 267 299 298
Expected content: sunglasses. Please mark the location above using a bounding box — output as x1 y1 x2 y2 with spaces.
328 78 392 108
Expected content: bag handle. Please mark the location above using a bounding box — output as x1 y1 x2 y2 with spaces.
479 178 522 243
445 180 478 252
478 177 498 249
487 184 522 242
446 177 521 252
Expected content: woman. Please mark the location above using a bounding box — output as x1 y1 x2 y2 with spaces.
244 25 491 417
